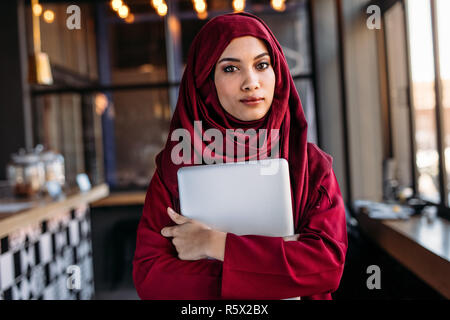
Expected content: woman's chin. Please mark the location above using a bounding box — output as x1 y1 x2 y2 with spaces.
233 108 269 122
235 114 263 121
223 104 271 122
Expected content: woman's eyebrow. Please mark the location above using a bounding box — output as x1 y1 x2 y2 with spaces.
217 52 269 64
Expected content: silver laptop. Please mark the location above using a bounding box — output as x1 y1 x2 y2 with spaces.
177 158 301 300
177 158 294 237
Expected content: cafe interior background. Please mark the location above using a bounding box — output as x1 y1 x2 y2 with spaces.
0 0 448 300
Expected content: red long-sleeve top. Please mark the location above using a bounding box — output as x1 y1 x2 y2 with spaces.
132 166 347 300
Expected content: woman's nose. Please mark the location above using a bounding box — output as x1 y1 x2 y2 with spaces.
241 70 260 91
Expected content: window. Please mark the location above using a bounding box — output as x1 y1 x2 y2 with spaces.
406 0 439 203
382 1 413 193
108 18 171 189
436 0 450 205
29 3 104 187
31 0 319 191
381 0 450 218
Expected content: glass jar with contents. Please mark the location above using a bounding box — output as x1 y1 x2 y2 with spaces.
7 150 46 197
39 149 65 188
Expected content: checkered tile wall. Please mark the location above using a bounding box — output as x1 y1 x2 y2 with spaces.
0 204 94 300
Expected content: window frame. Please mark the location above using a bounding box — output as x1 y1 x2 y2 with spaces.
379 0 450 220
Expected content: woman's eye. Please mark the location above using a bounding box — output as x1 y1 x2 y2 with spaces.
257 62 270 70
223 65 238 73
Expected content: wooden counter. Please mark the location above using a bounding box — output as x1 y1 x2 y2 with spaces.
0 184 109 239
355 206 450 298
91 190 145 207
0 183 109 300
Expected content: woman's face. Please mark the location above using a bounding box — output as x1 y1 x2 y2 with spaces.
214 36 276 121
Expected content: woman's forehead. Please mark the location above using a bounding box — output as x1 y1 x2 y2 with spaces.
219 36 270 59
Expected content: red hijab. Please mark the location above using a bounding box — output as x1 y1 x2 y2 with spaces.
156 12 332 229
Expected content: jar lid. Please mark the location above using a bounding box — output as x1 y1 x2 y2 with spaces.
11 153 40 164
39 151 56 161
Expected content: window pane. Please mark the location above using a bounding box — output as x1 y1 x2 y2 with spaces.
33 93 106 186
294 79 317 144
112 88 171 189
437 0 450 203
259 0 312 75
407 0 439 202
181 19 207 68
384 2 413 190
108 17 170 189
109 20 167 85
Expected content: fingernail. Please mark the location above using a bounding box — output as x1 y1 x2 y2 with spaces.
167 207 174 214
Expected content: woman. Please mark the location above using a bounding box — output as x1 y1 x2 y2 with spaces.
133 12 347 300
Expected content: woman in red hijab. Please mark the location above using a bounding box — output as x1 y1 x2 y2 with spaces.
132 12 347 300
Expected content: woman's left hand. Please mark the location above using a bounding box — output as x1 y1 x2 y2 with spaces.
161 207 219 261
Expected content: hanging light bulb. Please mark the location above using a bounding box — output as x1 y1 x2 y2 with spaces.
192 0 207 18
43 10 55 23
111 0 123 11
125 13 135 23
156 3 168 16
197 10 208 20
271 0 286 12
194 1 206 13
151 0 167 17
29 0 53 85
151 0 163 8
118 4 129 18
232 0 245 12
32 3 43 16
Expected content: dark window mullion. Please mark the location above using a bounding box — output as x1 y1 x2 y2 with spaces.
307 0 321 148
380 13 394 159
430 0 448 207
402 0 419 196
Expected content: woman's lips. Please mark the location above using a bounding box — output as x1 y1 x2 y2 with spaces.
240 98 264 105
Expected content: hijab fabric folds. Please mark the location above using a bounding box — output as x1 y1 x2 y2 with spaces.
133 12 347 300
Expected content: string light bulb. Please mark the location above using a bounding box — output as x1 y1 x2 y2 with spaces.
194 1 206 12
111 0 123 11
151 0 163 8
43 10 55 23
197 10 208 20
271 0 286 12
192 0 207 17
125 13 135 23
118 4 129 18
232 0 245 12
32 3 43 16
156 3 168 16
151 0 167 17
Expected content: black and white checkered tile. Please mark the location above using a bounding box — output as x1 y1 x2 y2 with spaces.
0 204 94 300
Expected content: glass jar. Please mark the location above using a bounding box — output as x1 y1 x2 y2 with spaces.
39 150 65 187
7 150 46 197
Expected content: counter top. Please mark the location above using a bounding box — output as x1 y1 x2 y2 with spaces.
91 191 146 207
355 203 450 298
0 184 109 238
